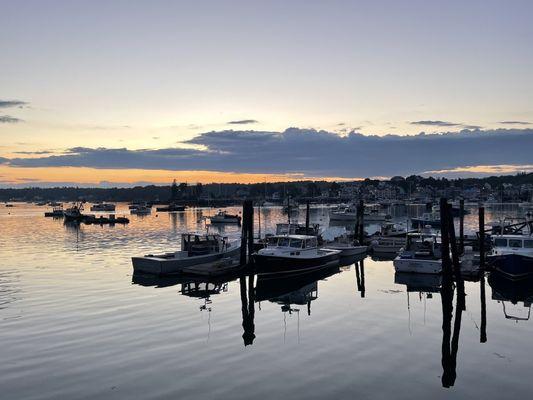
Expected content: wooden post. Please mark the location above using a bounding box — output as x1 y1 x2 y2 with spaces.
439 198 452 277
358 200 365 243
247 201 254 262
447 203 465 310
479 206 485 271
240 202 247 266
240 200 254 265
305 200 310 233
459 199 464 254
287 196 291 225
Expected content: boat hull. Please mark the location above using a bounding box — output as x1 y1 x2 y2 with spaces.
253 251 341 276
411 219 441 229
132 245 241 275
393 257 442 274
488 254 533 280
323 245 367 257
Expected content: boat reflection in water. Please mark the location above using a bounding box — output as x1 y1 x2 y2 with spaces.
489 271 533 322
255 264 341 314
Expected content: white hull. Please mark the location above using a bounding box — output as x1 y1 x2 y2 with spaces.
393 257 442 274
323 245 367 257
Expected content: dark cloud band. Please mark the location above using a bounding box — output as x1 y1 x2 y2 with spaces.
2 128 533 178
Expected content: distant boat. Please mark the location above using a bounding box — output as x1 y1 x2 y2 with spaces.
155 203 185 212
411 211 441 229
253 234 341 275
44 205 64 217
90 202 115 212
329 204 389 223
130 205 151 215
132 233 240 275
210 210 241 224
64 202 84 221
393 232 442 274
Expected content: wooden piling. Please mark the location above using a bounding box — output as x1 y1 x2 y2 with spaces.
439 198 453 277
305 200 310 233
447 203 465 310
479 206 485 271
358 200 364 243
459 199 464 254
240 200 254 265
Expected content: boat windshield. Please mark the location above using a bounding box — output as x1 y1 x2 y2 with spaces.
290 239 303 248
306 238 317 248
278 237 290 247
509 239 522 248
494 238 508 247
525 239 533 248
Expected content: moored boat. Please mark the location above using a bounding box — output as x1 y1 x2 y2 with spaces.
487 234 533 280
210 210 241 224
132 233 240 275
253 234 341 275
393 232 442 274
44 205 64 217
90 202 116 212
321 227 367 257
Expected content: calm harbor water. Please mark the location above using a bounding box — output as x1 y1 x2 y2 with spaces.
1 203 533 399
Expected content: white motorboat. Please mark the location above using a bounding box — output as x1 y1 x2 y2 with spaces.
393 232 442 274
90 202 116 212
330 204 389 223
132 233 241 275
254 235 341 275
210 210 241 224
321 227 367 257
329 205 357 222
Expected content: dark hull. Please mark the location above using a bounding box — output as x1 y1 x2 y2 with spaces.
488 254 533 280
253 252 340 276
156 206 185 212
411 219 441 229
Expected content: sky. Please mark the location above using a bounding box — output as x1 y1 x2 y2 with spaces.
1 0 533 186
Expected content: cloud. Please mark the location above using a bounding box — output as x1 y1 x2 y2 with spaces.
227 119 258 125
13 150 53 155
411 120 459 127
410 120 482 130
499 121 531 125
0 100 28 109
0 115 23 123
4 128 533 178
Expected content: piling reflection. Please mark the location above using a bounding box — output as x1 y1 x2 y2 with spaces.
239 274 256 346
355 258 366 297
440 273 464 388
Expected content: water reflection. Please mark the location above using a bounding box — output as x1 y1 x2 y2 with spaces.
255 265 341 316
489 272 533 322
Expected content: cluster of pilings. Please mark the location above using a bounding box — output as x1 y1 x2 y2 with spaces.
354 200 365 243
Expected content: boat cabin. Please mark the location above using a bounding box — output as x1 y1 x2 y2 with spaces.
266 235 318 250
181 233 228 256
404 232 442 259
492 235 533 256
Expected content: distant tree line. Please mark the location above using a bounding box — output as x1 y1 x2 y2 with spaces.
1 173 533 203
